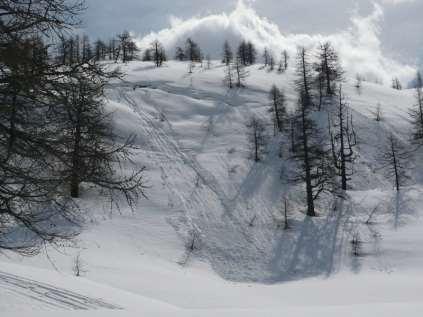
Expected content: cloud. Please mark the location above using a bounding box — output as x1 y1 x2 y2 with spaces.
379 0 415 4
136 0 416 85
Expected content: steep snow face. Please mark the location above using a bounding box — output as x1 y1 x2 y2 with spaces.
136 1 416 85
103 61 420 283
2 61 423 316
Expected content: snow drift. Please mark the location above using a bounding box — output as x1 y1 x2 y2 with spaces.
136 0 416 86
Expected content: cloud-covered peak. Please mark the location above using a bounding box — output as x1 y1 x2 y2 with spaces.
136 0 415 85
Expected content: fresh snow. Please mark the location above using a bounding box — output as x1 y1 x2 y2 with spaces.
1 61 423 316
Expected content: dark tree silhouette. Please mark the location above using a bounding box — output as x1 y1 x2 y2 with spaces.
409 72 423 143
118 31 139 62
234 57 249 88
328 86 357 191
263 48 270 67
175 46 186 61
292 48 333 217
0 0 146 254
315 42 344 96
246 116 267 162
51 63 147 204
151 40 166 67
224 62 234 88
379 135 409 191
392 77 402 90
269 85 287 134
0 0 86 254
222 40 233 66
185 38 202 62
246 41 257 65
142 48 152 61
237 41 248 66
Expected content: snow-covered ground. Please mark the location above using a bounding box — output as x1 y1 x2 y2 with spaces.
1 61 423 316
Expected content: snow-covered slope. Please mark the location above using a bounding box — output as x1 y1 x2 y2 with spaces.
1 61 423 316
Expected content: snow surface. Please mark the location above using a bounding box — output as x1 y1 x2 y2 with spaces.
1 61 423 316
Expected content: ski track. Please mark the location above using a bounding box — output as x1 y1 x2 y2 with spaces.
107 78 396 282
111 83 279 279
0 271 121 311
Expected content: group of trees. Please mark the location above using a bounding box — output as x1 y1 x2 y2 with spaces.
244 42 422 217
375 71 423 194
222 42 291 89
143 40 167 67
0 0 146 254
174 38 203 62
58 31 139 64
246 43 354 216
236 40 257 66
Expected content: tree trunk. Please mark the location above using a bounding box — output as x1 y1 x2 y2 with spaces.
324 53 332 95
339 95 347 191
70 109 82 198
254 128 259 162
301 104 315 217
391 140 400 192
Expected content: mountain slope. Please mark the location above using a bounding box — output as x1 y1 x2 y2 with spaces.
1 60 423 316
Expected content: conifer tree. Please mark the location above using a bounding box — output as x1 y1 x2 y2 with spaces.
409 72 423 142
246 42 257 65
175 46 186 61
151 40 166 67
269 85 287 134
292 48 333 216
234 57 249 88
380 135 409 191
328 86 357 191
315 42 344 96
247 116 267 162
185 38 202 62
222 40 233 66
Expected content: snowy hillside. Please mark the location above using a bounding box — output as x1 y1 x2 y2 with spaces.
2 61 423 316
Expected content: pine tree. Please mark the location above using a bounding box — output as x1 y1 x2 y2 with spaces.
269 85 287 134
409 72 423 142
0 1 146 254
224 62 235 89
206 55 212 70
234 57 249 88
328 86 357 191
175 46 186 61
247 116 267 162
379 135 409 191
0 0 87 254
94 39 107 61
246 42 257 65
263 48 270 67
185 38 201 62
292 48 333 216
222 40 233 66
118 31 139 62
51 63 146 203
151 40 166 67
269 52 275 71
237 41 248 66
392 77 402 90
81 34 92 62
282 50 289 71
315 42 344 96
142 49 152 61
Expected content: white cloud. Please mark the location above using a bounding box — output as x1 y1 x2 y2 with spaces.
379 0 415 4
136 0 416 84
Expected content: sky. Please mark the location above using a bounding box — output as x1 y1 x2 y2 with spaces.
83 0 422 65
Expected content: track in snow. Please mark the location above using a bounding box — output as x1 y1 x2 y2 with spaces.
0 271 121 311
